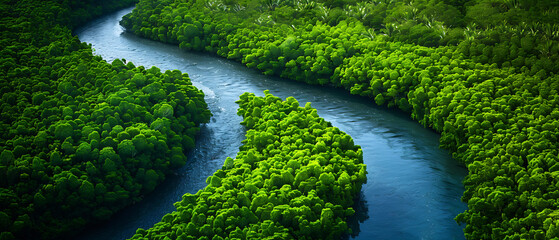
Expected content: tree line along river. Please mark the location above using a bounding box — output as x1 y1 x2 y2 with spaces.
75 7 467 240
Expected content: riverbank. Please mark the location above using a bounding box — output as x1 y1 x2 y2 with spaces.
76 7 467 240
121 0 559 239
0 1 210 239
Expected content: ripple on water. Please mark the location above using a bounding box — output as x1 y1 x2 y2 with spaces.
75 6 467 240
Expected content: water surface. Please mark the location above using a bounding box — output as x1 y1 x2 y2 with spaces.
75 7 468 240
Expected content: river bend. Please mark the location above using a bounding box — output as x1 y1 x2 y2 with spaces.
75 7 467 240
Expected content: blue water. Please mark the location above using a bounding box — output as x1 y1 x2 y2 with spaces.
75 7 467 240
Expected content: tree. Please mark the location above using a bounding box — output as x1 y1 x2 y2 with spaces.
0 150 15 165
117 140 136 158
144 169 159 192
75 142 91 161
79 180 95 200
54 122 73 140
155 103 174 118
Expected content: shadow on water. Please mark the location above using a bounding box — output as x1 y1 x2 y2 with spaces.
345 191 370 239
75 123 238 240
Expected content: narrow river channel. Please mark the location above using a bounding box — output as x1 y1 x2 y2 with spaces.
75 7 468 240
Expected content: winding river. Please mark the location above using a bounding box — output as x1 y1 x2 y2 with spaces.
75 7 467 240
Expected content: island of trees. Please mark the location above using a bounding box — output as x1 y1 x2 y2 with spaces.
120 0 559 239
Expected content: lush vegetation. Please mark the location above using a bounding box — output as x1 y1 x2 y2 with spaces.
130 91 367 240
0 0 212 239
120 0 559 239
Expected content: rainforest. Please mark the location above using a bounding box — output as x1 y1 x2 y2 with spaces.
1 0 559 239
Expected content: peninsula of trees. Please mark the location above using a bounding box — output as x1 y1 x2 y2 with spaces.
130 91 367 239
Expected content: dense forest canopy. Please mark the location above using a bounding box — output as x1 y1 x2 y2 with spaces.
129 91 367 239
121 0 559 239
2 0 559 239
0 0 212 239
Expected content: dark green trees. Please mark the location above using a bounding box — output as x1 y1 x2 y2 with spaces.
0 0 211 239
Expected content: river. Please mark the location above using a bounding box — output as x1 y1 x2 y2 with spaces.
75 7 467 240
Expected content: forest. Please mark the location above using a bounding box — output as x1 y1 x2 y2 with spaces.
2 0 559 239
129 91 367 239
0 0 211 239
120 0 559 239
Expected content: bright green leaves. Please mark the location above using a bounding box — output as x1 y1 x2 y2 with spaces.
130 92 366 239
319 172 335 186
116 0 559 238
320 208 334 229
154 103 174 119
207 175 222 188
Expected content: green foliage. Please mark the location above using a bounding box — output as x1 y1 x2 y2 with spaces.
154 103 174 119
118 139 137 158
122 0 559 238
130 92 367 239
54 122 73 140
0 0 212 239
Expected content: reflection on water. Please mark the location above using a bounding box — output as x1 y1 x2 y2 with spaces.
75 7 467 240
